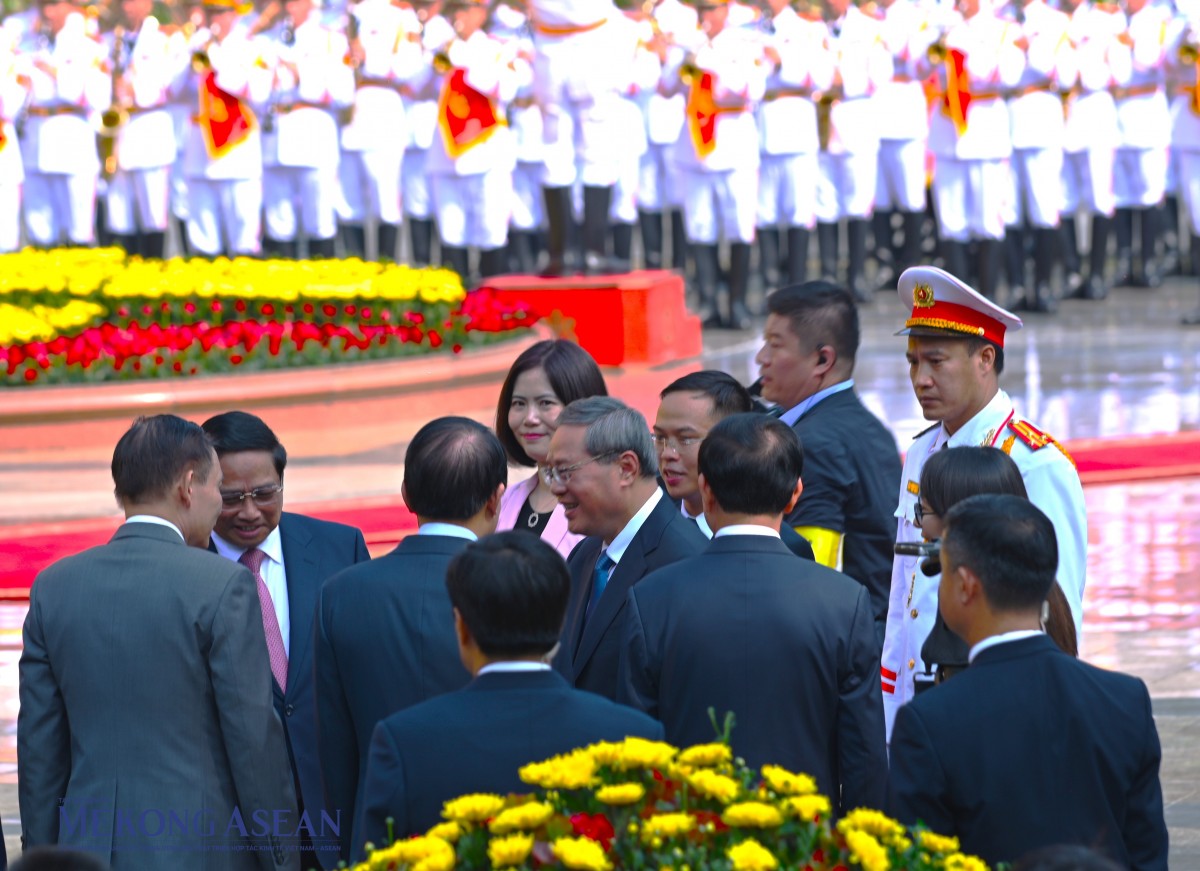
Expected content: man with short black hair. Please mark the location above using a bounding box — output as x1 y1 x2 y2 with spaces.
888 494 1167 869
618 413 886 814
314 416 508 862
755 281 901 636
20 415 298 870
202 411 369 868
356 533 663 855
547 397 705 700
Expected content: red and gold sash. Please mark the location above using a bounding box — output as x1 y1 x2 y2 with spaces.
198 69 255 159
437 67 501 159
942 47 971 136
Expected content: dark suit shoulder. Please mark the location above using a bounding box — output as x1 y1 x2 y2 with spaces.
281 511 366 543
651 503 708 557
321 535 463 592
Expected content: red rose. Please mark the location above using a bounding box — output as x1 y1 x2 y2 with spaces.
569 814 614 851
23 368 36 382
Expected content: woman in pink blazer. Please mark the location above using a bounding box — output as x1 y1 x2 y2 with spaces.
495 340 608 559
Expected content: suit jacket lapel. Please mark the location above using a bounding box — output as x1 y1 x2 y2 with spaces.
279 514 318 698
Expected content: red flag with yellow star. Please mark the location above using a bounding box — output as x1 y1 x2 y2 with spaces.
438 67 501 159
198 69 255 159
942 47 971 137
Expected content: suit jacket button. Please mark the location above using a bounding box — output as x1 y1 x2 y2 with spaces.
285 704 295 716
908 658 915 670
910 608 918 618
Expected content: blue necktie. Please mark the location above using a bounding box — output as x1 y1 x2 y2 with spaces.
586 552 616 621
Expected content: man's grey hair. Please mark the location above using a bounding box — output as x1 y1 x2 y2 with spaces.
557 397 658 479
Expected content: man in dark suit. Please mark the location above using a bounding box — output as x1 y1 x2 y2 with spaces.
654 370 814 560
755 282 902 640
546 397 706 700
314 417 508 862
617 413 886 814
357 532 664 856
202 411 370 869
19 415 298 870
888 495 1168 869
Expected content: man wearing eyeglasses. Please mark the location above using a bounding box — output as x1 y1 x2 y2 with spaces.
201 411 369 871
546 396 706 701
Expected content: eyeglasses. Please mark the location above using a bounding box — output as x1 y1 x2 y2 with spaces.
541 451 621 486
914 502 937 528
220 484 284 510
650 433 704 453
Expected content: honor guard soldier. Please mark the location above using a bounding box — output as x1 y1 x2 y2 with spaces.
881 265 1087 740
0 26 29 252
755 0 833 289
1059 0 1123 301
18 0 109 248
101 0 182 258
815 0 891 302
261 0 355 258
999 0 1076 313
177 0 272 257
664 0 765 329
1110 0 1170 288
635 0 696 272
1167 13 1200 288
872 0 939 286
337 0 424 260
916 0 1023 301
423 0 518 279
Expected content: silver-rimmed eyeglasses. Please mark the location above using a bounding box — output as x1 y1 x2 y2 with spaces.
220 484 284 510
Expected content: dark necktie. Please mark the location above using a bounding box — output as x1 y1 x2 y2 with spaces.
585 552 616 622
239 547 289 692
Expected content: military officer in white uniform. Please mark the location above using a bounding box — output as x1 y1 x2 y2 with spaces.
816 0 891 302
1168 12 1200 291
337 0 423 260
0 25 28 253
18 0 109 248
916 0 1023 301
1111 0 1170 288
177 0 272 257
102 0 183 258
881 265 1087 741
261 0 355 258
756 0 832 288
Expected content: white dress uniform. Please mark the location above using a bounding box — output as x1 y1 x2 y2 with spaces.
18 12 108 247
338 0 424 240
1166 15 1200 241
874 0 934 217
0 28 28 252
178 24 273 256
637 0 694 217
1062 1 1122 220
1111 0 1169 210
919 8 1024 244
424 26 518 257
103 18 182 244
490 3 544 237
881 267 1088 741
261 14 355 251
608 13 660 239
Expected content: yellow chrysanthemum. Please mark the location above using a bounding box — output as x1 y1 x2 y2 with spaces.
639 813 696 843
426 821 463 843
488 832 534 868
839 808 908 847
677 743 732 769
918 831 960 855
551 835 613 871
519 750 597 790
591 737 677 772
441 793 506 824
781 794 832 822
370 834 456 871
844 829 890 871
488 801 555 834
943 853 990 871
721 802 784 828
759 765 817 796
727 838 779 871
596 783 646 806
686 769 741 804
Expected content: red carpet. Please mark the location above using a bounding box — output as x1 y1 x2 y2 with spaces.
2 432 1198 598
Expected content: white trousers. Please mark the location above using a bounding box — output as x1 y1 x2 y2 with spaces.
681 165 758 244
1175 149 1200 237
933 156 1009 242
1114 147 1168 209
876 138 927 213
432 168 512 249
339 149 403 225
186 177 262 256
1062 148 1116 217
511 161 544 231
610 142 641 224
637 143 682 212
0 182 20 252
1007 147 1063 228
263 165 338 241
816 150 877 221
402 147 433 219
106 166 170 233
757 151 818 230
24 171 96 246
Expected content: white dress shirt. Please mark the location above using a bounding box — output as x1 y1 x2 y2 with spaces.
968 629 1044 663
124 515 185 542
604 487 664 566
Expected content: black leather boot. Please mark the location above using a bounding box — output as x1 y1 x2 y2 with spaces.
900 210 925 274
478 246 507 278
341 223 366 259
670 209 688 272
786 226 809 285
1003 226 1027 309
540 186 571 276
1061 216 1083 297
872 210 897 289
611 222 634 269
441 245 469 281
1114 207 1133 286
692 243 721 328
1134 206 1161 288
409 217 434 267
309 236 337 259
639 210 664 269
976 238 1002 302
727 241 752 330
1030 227 1059 313
507 230 537 274
262 237 296 259
142 232 166 260
847 218 872 302
941 239 968 282
758 227 782 290
378 223 400 262
582 185 615 274
817 221 838 282
1084 214 1111 300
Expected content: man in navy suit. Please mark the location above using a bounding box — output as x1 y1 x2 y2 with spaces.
546 397 706 700
202 411 370 870
314 417 509 862
617 413 886 814
356 532 664 857
888 495 1168 869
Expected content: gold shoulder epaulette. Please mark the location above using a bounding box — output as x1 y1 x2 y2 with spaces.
1006 419 1076 468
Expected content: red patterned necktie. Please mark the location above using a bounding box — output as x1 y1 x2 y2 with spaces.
239 547 289 692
